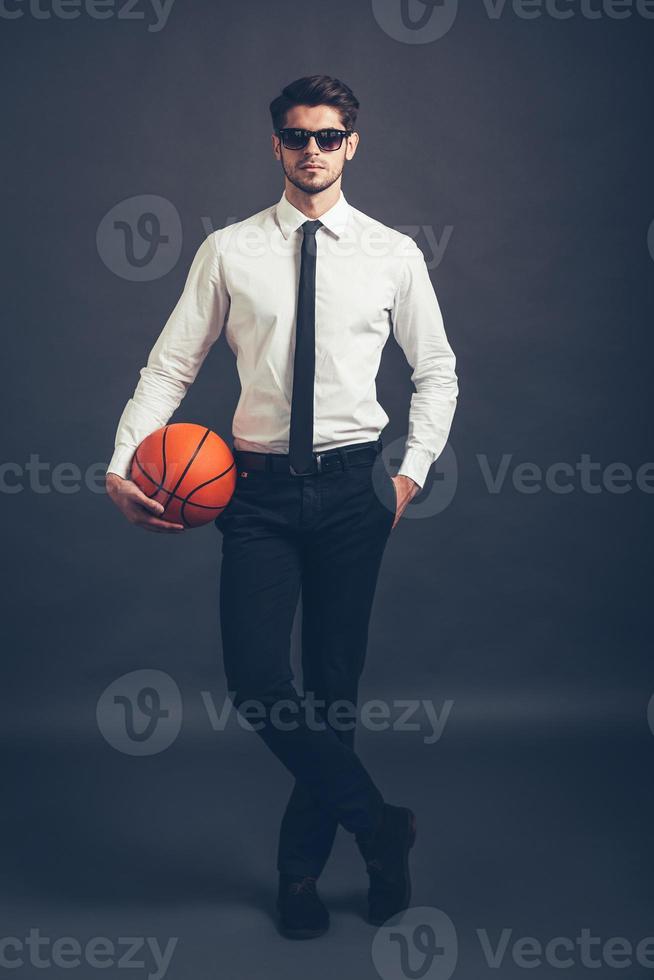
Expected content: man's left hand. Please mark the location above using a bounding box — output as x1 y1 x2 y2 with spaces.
389 474 421 530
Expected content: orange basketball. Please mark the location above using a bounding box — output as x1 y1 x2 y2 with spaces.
130 422 236 529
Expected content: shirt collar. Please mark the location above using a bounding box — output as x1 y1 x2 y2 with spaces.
275 188 351 240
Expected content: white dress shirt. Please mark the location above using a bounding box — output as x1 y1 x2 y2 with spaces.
107 189 458 489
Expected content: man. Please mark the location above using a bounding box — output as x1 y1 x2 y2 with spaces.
106 74 458 939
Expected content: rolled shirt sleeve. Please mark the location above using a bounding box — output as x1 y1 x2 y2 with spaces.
391 238 459 490
106 234 230 479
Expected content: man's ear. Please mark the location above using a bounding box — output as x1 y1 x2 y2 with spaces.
346 132 360 160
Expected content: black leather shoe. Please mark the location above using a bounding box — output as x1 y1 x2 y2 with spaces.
357 803 417 925
276 875 330 939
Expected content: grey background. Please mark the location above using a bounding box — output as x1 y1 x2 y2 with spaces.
1 1 653 977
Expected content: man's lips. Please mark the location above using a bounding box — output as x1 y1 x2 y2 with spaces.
301 164 323 169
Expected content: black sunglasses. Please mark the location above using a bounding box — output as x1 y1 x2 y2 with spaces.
276 128 352 152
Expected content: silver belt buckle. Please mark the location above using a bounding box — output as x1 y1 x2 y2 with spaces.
289 453 321 476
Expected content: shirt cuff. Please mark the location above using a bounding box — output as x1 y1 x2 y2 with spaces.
106 445 136 481
397 447 434 491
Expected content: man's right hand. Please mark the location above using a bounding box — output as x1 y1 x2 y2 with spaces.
105 472 185 533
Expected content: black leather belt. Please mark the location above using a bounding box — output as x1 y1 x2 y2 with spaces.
233 438 382 476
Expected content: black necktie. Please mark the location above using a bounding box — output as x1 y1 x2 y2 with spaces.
289 219 322 474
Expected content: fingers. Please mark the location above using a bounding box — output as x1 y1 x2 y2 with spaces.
113 479 163 514
135 496 185 531
131 498 185 532
137 493 166 516
108 478 186 531
135 514 186 533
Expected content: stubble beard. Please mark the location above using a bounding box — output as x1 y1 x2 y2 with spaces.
282 158 344 197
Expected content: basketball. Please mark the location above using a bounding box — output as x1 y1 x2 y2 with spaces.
130 422 236 528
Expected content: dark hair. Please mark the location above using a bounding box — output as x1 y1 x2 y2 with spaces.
269 75 359 133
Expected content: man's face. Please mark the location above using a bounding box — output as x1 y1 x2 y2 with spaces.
272 104 358 196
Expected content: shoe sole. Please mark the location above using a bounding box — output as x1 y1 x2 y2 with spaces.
367 808 417 926
276 920 329 940
275 904 329 940
277 925 329 940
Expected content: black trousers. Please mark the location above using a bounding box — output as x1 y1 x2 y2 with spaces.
214 439 396 878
